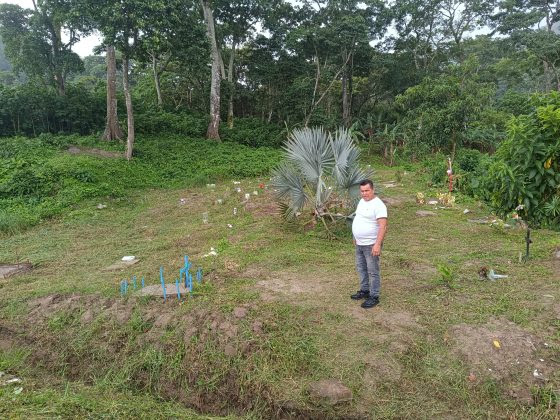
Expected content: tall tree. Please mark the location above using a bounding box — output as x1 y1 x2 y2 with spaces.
137 0 207 108
215 0 265 128
0 1 89 95
93 0 167 158
201 0 221 140
295 0 389 127
492 0 560 91
102 45 123 141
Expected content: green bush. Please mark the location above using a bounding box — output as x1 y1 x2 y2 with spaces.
0 82 105 137
419 153 448 186
134 110 207 137
220 118 285 148
483 91 560 228
419 149 492 199
454 150 492 198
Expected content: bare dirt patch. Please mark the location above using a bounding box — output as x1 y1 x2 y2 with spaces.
244 191 278 218
0 263 32 279
362 353 403 387
381 195 414 208
449 317 559 404
67 146 122 159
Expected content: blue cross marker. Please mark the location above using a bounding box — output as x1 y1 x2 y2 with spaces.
132 275 137 289
175 279 181 300
160 266 167 302
141 277 145 289
180 267 185 286
196 268 202 284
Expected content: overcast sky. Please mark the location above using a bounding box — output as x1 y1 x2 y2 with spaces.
2 0 101 56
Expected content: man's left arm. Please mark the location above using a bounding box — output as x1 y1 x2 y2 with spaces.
372 218 387 256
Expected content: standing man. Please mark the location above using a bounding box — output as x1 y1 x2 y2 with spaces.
351 179 388 308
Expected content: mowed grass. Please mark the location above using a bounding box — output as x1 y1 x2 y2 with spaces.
0 160 559 418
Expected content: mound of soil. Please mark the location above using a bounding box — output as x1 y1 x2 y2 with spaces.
13 293 295 416
450 317 559 404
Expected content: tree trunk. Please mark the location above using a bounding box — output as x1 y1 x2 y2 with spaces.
102 45 123 141
342 50 353 128
342 50 349 127
451 131 457 159
227 41 237 129
152 55 163 107
123 55 135 160
54 72 65 96
201 0 221 141
52 23 65 96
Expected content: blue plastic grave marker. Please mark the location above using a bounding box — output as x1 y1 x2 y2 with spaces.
160 266 167 302
141 277 145 289
132 275 137 289
196 268 202 283
175 279 181 300
188 272 193 293
124 280 128 295
184 255 191 272
120 280 125 296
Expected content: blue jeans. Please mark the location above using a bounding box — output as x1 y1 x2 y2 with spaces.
355 244 380 297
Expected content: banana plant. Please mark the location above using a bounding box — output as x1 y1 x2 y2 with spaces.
270 127 372 233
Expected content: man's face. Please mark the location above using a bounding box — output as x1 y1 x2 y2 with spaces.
359 184 375 201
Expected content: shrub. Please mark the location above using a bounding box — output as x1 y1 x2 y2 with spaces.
483 91 560 228
0 82 105 137
134 110 207 137
220 118 285 148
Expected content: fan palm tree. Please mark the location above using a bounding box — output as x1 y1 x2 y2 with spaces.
271 127 372 232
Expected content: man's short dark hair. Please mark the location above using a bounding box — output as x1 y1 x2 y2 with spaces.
359 179 374 189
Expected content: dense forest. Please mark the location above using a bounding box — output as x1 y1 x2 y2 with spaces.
1 0 560 229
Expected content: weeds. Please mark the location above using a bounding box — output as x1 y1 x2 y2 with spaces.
435 263 457 289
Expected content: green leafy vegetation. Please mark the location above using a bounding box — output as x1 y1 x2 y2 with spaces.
484 92 560 228
0 134 281 233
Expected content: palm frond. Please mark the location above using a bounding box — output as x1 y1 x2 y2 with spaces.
331 127 355 185
270 162 308 214
283 127 334 184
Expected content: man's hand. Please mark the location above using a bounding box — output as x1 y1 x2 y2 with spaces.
372 217 387 256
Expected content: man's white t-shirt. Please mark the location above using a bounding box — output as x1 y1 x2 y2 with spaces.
352 197 387 245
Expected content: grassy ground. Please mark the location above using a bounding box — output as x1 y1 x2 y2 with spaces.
0 159 559 419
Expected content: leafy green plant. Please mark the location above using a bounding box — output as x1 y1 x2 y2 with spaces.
270 127 371 234
484 91 560 228
435 263 457 289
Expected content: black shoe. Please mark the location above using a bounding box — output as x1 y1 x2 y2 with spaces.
350 290 370 300
361 296 379 308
